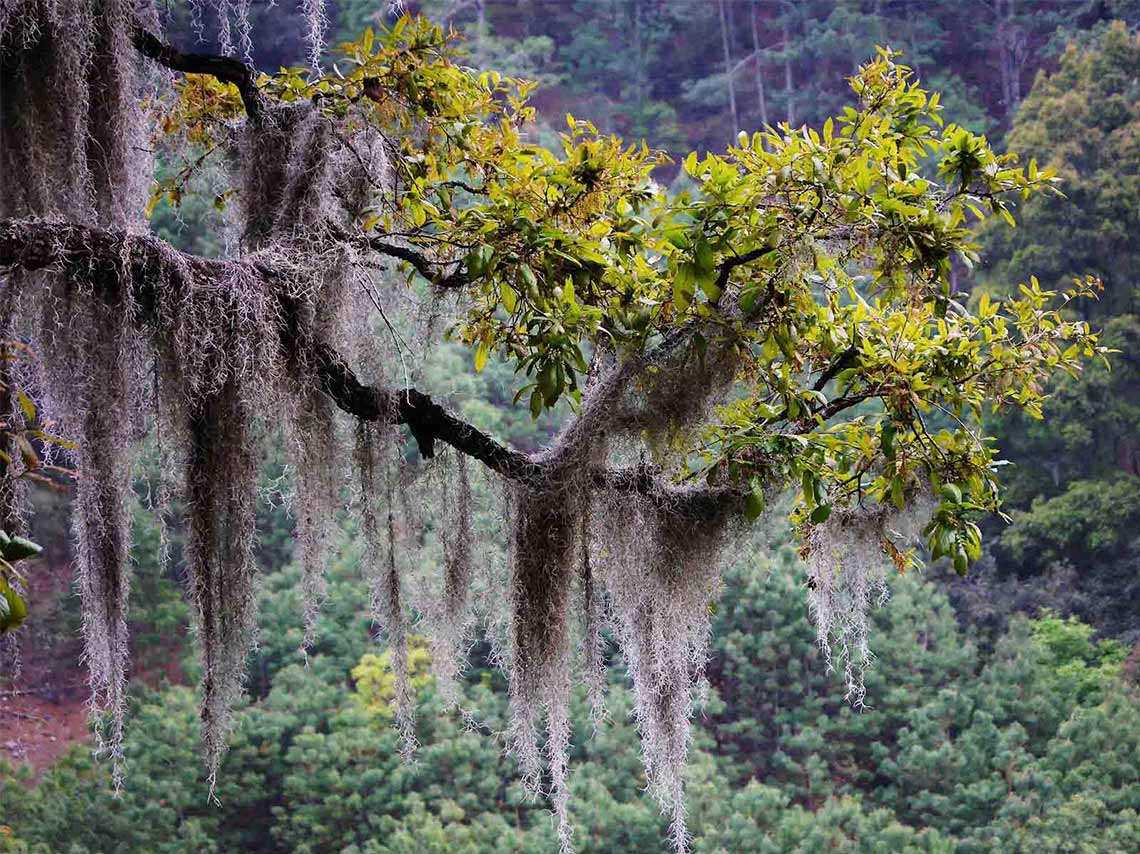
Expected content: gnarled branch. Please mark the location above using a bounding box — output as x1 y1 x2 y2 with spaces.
0 217 743 517
131 24 265 120
0 217 529 477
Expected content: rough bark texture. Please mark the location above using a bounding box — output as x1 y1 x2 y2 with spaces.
0 217 744 517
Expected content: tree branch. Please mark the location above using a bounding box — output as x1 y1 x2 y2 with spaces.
361 236 470 291
131 24 265 120
0 218 744 517
310 344 544 483
714 245 775 294
812 345 858 392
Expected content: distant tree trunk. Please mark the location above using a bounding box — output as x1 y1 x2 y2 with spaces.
750 0 769 135
783 17 795 127
632 0 650 109
899 0 925 79
476 0 486 64
995 0 1026 118
718 0 739 137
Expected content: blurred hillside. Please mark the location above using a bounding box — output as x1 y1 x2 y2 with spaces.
182 1 1140 154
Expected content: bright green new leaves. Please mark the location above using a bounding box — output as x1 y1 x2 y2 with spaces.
0 530 39 633
673 50 1102 571
447 116 664 409
158 22 1105 575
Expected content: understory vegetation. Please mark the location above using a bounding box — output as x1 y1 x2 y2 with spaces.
3 510 1139 853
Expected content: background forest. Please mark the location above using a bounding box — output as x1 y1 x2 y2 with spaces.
3 1 1140 851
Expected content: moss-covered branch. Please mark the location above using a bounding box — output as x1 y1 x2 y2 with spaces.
0 217 739 516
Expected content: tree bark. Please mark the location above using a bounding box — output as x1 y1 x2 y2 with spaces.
718 0 739 138
0 217 745 518
749 0 769 136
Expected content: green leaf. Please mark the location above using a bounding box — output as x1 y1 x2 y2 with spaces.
466 245 493 278
145 194 161 219
810 504 832 524
745 478 766 522
27 430 77 450
519 264 538 292
813 477 827 508
569 345 588 373
672 264 695 312
538 362 560 406
16 390 35 422
0 579 27 633
953 546 969 577
694 238 714 273
890 475 905 509
881 422 897 460
466 248 485 277
1 536 42 562
802 471 817 509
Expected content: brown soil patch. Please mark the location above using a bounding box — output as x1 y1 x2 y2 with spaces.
1 553 187 780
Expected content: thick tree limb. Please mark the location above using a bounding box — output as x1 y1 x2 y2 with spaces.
0 217 533 478
131 25 265 120
0 218 742 516
311 346 544 483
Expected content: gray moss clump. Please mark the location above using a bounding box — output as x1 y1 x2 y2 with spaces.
1 6 393 785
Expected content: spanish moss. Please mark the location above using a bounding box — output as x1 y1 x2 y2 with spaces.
804 494 935 707
1 0 151 786
592 488 737 853
419 449 475 706
182 380 260 791
354 421 417 757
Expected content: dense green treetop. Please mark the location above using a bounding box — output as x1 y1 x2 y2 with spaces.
980 20 1140 320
